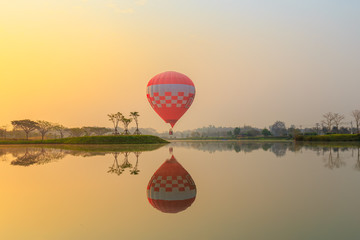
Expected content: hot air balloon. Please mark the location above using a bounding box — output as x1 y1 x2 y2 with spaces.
147 152 197 213
146 71 195 135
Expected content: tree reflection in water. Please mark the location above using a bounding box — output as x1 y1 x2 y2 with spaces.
323 147 346 170
270 143 288 157
130 152 141 175
108 152 124 175
0 144 165 175
354 147 360 171
172 141 295 156
0 149 8 162
1 142 360 172
107 151 141 176
120 152 132 169
11 148 65 166
172 141 360 171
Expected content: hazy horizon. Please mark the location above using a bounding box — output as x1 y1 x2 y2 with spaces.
1 0 359 131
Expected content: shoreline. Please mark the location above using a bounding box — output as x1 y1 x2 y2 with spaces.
0 135 169 145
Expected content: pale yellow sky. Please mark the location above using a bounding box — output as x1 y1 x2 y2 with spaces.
1 0 359 131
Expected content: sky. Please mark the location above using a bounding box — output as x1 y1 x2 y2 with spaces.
1 0 360 131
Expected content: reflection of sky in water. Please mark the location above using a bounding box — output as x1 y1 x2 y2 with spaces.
0 142 360 239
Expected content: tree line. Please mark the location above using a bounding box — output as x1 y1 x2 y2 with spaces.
168 109 360 139
2 109 359 140
0 112 141 140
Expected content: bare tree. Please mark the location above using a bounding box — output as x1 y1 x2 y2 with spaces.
130 112 141 135
332 113 345 133
121 116 132 135
321 112 334 133
351 110 360 134
53 124 66 138
11 119 38 140
36 121 54 140
108 112 123 135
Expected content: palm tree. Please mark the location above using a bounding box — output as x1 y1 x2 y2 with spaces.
121 116 132 135
108 112 123 135
130 112 141 135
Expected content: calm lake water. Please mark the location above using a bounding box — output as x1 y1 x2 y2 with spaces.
1 141 360 240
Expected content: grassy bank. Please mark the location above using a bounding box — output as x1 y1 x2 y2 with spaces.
295 134 360 142
0 135 169 145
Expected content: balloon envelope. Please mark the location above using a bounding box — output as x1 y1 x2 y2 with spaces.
146 71 196 127
147 155 196 213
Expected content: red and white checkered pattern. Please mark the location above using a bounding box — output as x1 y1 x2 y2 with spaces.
149 175 194 192
147 156 197 213
147 92 194 109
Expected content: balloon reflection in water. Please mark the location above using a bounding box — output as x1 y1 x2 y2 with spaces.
147 152 196 213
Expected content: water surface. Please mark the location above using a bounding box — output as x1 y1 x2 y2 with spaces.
0 141 360 240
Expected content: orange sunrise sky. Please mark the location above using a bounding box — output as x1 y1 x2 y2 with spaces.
1 0 359 131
